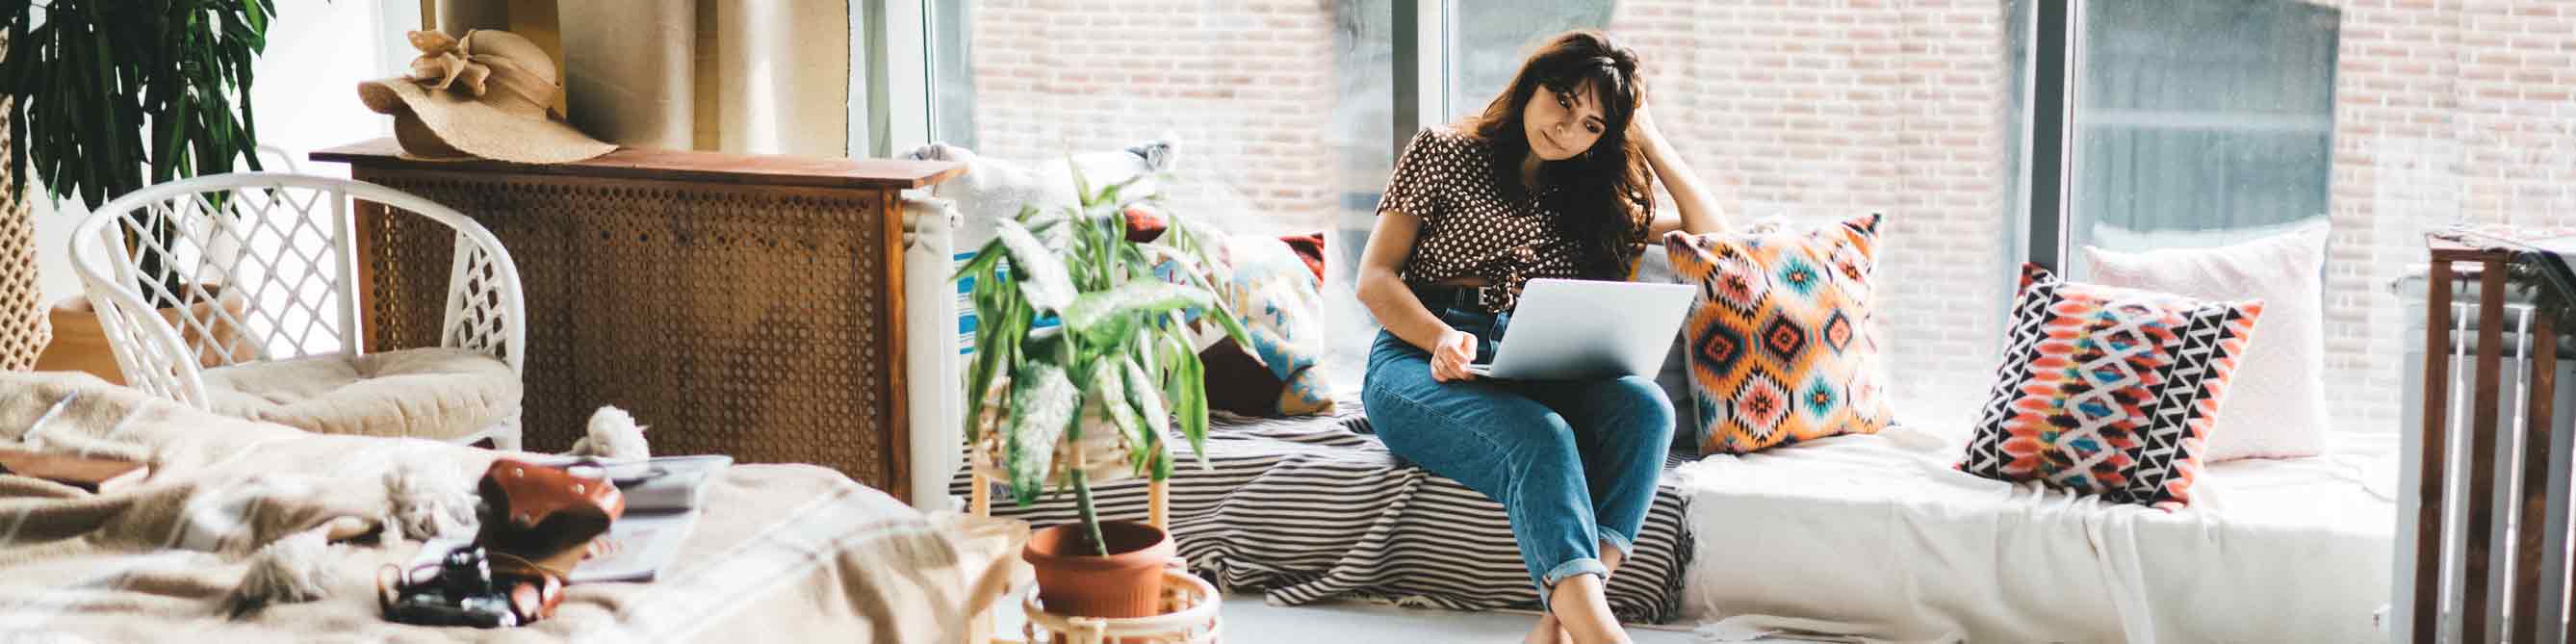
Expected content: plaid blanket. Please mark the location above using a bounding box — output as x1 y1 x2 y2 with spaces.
1 372 1018 644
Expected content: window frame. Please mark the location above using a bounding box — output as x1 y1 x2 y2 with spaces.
865 0 2091 265
859 0 2172 379
2022 0 2079 272
857 0 934 157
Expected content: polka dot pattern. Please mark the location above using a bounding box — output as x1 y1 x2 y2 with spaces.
1378 127 1641 313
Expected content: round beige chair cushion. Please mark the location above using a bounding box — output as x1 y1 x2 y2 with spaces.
200 347 520 441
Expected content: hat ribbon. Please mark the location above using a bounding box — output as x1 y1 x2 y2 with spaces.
400 30 553 116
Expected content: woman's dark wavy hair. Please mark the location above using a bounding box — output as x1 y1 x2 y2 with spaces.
1456 30 1653 278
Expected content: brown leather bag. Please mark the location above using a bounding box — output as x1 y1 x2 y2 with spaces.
474 458 624 623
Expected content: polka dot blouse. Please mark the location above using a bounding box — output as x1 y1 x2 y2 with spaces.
1377 126 1645 313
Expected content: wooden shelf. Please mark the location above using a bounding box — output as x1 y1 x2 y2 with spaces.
311 139 966 191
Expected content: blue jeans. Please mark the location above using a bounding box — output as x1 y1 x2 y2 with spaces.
1360 298 1674 608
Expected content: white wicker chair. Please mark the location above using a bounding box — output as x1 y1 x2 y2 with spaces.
68 172 528 449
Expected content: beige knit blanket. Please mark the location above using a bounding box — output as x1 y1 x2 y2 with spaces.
0 372 1020 643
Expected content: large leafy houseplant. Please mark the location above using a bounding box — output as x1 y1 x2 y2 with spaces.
0 0 281 306
956 164 1249 560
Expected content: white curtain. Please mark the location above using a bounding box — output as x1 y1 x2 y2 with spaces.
434 0 849 156
713 0 850 156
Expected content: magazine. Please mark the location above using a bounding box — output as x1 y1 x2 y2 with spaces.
410 454 731 583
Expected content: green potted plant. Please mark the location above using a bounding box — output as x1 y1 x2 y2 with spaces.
0 0 285 375
956 164 1248 619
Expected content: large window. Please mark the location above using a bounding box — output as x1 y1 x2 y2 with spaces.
2069 0 2337 254
2061 0 2351 424
895 0 2576 434
914 0 2019 420
924 0 1390 240
2021 0 2575 434
924 0 1393 377
1446 1 2022 424
1445 3 1611 122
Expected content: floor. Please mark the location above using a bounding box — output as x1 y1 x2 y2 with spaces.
996 593 1712 643
1217 596 1709 644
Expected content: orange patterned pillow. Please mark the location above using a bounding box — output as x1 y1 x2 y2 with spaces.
1664 214 1893 454
1956 264 2263 508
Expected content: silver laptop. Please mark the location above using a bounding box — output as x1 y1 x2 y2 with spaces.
1466 278 1696 380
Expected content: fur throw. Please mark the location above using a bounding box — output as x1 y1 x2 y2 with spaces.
225 529 338 616
562 406 650 460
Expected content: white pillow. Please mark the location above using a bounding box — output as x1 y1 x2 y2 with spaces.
903 141 1176 367
2081 219 2331 461
900 140 1176 249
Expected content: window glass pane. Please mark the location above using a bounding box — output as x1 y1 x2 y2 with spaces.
2068 1 2340 436
2064 0 2576 435
927 0 1394 381
1446 4 1613 122
2067 1 2347 431
2070 0 2336 258
1446 2 2019 425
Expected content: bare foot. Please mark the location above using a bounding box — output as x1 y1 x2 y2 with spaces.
1526 613 1574 644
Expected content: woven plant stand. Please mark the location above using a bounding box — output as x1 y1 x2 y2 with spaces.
1018 569 1221 644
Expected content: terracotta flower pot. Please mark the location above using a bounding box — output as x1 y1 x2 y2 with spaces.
1021 520 1176 619
35 289 256 382
32 296 119 383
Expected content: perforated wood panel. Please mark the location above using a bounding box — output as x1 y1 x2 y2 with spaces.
0 106 41 372
349 169 906 496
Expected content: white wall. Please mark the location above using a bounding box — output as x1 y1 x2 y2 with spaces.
33 0 403 304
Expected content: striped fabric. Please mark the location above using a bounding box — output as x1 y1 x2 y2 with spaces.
949 395 1695 623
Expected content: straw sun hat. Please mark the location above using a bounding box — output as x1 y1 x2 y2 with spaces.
358 30 616 164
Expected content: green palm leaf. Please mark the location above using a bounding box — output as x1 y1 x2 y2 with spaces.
1121 356 1172 477
962 164 1248 544
993 217 1076 312
1062 282 1214 339
1005 363 1080 505
0 0 283 300
1086 360 1155 476
1138 246 1254 348
1159 326 1213 470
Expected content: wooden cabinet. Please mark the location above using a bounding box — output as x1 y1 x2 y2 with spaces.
315 140 964 501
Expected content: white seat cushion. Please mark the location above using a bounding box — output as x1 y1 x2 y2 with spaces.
201 348 520 441
1674 424 2394 642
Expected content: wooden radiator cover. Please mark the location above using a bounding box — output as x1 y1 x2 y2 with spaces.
315 140 964 501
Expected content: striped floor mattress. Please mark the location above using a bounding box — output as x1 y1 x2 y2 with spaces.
947 395 1695 623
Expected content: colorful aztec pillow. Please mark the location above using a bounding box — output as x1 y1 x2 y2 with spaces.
1202 233 1335 416
1957 264 2265 509
1664 213 1893 454
1137 212 1336 418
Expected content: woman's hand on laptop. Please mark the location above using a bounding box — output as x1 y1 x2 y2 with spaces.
1430 328 1480 382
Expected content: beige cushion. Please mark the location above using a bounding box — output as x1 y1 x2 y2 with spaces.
201 348 520 440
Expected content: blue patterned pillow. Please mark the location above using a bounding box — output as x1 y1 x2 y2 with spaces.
1203 234 1335 416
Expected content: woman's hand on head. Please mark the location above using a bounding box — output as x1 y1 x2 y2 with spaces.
1430 327 1480 382
1628 97 1657 141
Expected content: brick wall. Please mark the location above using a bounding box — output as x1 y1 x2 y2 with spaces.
2312 0 2576 431
956 0 2575 431
1608 0 2014 420
961 0 1344 235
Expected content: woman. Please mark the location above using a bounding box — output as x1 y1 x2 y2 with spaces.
1356 30 1727 644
